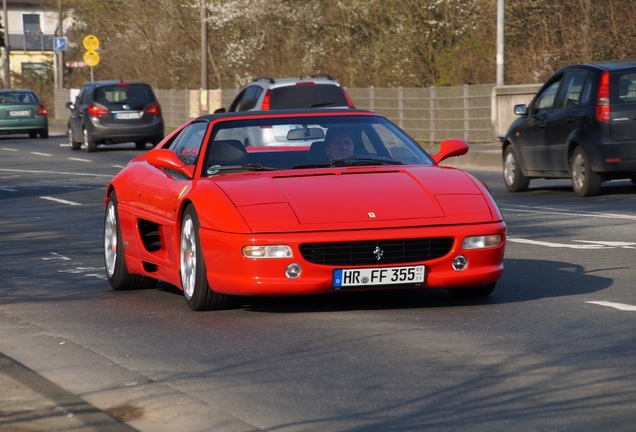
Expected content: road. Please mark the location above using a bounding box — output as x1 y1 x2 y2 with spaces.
1 133 635 431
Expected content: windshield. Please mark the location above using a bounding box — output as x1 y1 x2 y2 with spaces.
201 115 434 175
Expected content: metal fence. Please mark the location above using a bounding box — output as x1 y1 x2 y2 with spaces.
54 83 540 144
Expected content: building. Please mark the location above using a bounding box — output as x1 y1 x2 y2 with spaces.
2 0 63 86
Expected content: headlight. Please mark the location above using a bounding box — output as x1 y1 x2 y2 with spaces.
462 235 502 250
242 245 293 258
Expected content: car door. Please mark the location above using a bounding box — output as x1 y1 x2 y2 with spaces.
133 122 208 266
543 70 592 173
516 76 563 172
68 85 89 137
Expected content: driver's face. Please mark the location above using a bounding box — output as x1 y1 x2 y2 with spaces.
326 134 354 160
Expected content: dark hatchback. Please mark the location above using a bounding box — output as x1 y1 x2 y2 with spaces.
502 61 636 196
66 80 164 152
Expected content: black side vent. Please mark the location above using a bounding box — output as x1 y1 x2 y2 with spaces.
138 219 162 252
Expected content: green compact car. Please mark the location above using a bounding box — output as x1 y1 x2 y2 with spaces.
0 89 48 139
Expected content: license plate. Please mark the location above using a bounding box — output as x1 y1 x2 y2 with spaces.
115 112 141 119
8 110 30 117
333 265 425 288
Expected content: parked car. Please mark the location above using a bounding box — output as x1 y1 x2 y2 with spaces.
104 108 506 311
216 74 355 147
66 80 164 152
502 61 636 196
0 89 48 138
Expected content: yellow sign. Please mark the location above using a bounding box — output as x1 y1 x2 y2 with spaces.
83 35 100 51
83 51 100 67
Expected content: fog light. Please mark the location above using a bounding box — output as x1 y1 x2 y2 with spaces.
286 263 301 279
452 255 468 271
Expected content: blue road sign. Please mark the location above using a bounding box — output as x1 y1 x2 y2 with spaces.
54 37 67 51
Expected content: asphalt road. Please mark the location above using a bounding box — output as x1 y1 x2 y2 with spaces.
1 131 635 431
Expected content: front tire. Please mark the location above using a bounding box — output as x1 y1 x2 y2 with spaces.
570 147 601 197
180 205 232 311
503 145 529 192
69 126 81 150
104 191 156 290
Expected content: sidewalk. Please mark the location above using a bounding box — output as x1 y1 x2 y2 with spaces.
0 353 135 431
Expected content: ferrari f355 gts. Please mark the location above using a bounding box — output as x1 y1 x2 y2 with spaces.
104 109 506 310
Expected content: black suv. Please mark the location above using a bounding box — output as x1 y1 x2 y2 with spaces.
223 74 355 112
502 61 636 196
66 80 164 152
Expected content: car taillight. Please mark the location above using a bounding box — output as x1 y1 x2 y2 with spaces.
37 104 47 117
596 70 610 122
87 104 109 117
146 103 161 115
343 90 356 108
262 89 272 110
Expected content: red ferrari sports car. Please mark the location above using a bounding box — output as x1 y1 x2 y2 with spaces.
104 109 506 310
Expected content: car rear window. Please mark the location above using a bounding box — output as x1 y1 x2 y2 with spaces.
94 84 154 105
270 84 349 109
613 70 636 105
0 91 39 104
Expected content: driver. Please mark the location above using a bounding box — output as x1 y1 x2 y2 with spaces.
324 127 355 161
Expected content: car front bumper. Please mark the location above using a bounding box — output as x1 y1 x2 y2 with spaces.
199 222 506 296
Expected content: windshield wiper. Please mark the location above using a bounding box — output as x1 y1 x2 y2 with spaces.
329 157 403 167
206 163 278 176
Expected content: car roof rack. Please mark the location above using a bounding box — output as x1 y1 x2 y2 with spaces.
252 76 275 83
310 73 335 81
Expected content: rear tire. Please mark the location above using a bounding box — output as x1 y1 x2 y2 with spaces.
135 141 147 150
84 128 97 152
180 205 232 311
39 129 48 139
448 283 496 298
104 191 156 290
503 145 529 192
570 147 601 197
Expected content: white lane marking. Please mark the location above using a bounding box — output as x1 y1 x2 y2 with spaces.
0 186 19 192
575 240 636 249
500 206 636 221
59 143 70 147
0 168 111 178
112 164 125 169
68 157 92 162
586 301 636 312
42 252 71 261
42 252 107 280
40 196 82 206
31 151 53 157
1 147 19 152
508 238 613 249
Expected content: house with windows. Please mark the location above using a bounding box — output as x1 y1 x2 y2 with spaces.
2 0 61 82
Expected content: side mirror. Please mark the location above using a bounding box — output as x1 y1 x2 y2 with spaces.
431 139 468 164
65 101 74 110
513 104 528 115
214 107 226 113
146 149 194 179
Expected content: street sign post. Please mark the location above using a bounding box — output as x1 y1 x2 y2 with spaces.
54 37 67 51
82 35 100 81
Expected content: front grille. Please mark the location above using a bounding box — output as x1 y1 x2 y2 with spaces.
299 237 454 266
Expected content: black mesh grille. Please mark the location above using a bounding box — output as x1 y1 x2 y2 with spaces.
299 238 454 266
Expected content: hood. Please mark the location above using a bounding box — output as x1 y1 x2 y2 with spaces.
212 167 497 232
